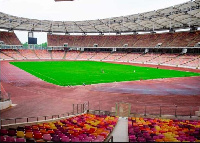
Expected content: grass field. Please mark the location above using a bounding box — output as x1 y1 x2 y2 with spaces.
10 61 200 86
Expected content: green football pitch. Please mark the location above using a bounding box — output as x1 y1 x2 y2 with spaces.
10 61 200 86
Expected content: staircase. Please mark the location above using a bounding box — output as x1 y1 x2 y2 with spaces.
63 51 67 59
130 53 144 62
33 49 40 59
161 54 181 65
110 117 129 142
75 51 82 60
17 50 27 60
101 52 112 61
0 51 15 60
88 52 97 60
48 50 53 59
115 53 129 61
145 53 162 63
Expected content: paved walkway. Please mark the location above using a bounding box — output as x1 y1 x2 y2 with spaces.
111 117 129 142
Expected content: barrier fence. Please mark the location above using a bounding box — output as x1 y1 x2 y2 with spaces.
88 101 199 118
130 104 199 118
1 101 89 126
1 101 199 126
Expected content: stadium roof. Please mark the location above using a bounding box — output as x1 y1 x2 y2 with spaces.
0 0 200 34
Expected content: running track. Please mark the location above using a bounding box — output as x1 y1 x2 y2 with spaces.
1 60 200 119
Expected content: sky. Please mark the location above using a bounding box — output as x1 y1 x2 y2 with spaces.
0 0 189 44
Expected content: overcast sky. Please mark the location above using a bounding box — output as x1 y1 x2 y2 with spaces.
0 0 189 44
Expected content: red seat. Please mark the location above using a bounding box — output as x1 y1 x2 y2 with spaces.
0 129 8 135
34 132 43 140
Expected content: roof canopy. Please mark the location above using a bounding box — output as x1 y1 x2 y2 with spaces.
0 0 200 34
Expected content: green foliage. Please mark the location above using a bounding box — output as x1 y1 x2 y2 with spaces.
23 42 28 48
10 61 200 86
22 42 47 48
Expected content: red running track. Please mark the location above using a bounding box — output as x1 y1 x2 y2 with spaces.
0 60 200 119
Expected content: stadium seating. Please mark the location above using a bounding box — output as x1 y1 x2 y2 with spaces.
0 30 199 68
19 49 39 59
90 52 111 61
180 54 200 68
76 51 96 60
152 54 178 65
134 34 152 47
1 49 199 68
118 52 142 62
128 117 200 142
0 52 14 60
51 50 65 59
104 52 127 61
65 50 80 60
0 31 22 45
47 31 200 48
161 54 181 66
34 50 51 59
0 114 118 142
1 49 25 60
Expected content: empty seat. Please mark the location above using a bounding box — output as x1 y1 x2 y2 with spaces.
0 136 5 142
25 132 34 139
16 138 25 142
8 128 17 136
0 129 8 135
61 136 70 142
34 132 43 140
43 134 52 141
5 136 15 142
16 131 25 138
52 135 60 142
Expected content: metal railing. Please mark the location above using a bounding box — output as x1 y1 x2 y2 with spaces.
72 101 89 115
1 112 73 126
89 101 199 119
106 136 114 142
1 101 89 127
130 104 200 118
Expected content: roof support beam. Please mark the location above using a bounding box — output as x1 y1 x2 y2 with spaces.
73 21 85 33
87 21 102 33
117 16 133 32
125 17 148 31
62 21 69 33
98 19 116 32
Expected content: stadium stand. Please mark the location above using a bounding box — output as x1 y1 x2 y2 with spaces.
19 49 39 59
34 50 51 59
161 54 182 66
0 31 22 46
104 52 127 61
47 31 200 48
90 52 111 61
0 114 118 142
1 47 199 68
1 49 25 60
132 53 161 64
51 50 65 59
65 50 81 60
0 52 14 60
76 51 96 60
118 52 142 62
128 117 200 142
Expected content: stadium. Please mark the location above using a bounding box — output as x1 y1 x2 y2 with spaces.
0 0 200 142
